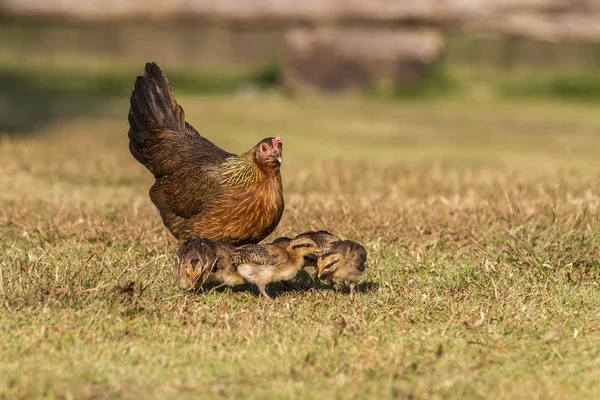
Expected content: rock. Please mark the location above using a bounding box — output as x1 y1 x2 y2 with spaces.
445 0 600 40
464 13 600 41
1 0 598 48
0 0 439 23
283 28 444 93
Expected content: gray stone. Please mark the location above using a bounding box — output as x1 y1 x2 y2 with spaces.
0 0 438 22
283 28 444 93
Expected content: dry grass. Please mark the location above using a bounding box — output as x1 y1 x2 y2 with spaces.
1 94 600 399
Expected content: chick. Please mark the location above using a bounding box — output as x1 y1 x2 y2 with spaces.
268 237 300 290
294 230 340 278
233 237 319 299
203 239 247 288
175 238 217 290
317 240 367 295
295 230 340 251
176 237 246 290
269 236 292 248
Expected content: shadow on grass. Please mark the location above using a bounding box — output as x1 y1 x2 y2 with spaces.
357 281 379 293
0 64 124 134
0 90 120 135
191 276 378 298
193 281 315 299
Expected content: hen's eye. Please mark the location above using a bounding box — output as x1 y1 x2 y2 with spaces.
261 144 267 152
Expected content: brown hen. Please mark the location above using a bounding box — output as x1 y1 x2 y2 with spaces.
128 62 284 245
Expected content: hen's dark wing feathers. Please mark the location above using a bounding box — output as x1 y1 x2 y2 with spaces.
128 62 232 178
150 162 228 219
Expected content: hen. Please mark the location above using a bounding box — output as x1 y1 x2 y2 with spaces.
128 62 284 245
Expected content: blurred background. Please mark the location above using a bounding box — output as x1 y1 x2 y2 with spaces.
4 3 600 397
1 0 600 135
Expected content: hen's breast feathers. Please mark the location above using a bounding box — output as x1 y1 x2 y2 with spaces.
166 153 283 244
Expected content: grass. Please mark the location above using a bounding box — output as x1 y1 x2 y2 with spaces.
2 94 600 399
0 56 281 96
3 51 600 101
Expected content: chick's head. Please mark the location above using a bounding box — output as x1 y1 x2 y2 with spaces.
175 238 217 290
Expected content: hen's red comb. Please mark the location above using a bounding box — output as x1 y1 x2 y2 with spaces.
272 136 282 147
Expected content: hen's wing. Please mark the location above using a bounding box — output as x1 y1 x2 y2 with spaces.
232 245 284 266
128 62 232 178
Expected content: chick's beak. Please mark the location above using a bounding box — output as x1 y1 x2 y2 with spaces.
189 269 201 283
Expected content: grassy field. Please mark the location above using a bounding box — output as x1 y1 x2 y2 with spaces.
1 94 600 399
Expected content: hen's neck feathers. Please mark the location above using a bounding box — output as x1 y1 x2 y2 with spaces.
221 151 277 188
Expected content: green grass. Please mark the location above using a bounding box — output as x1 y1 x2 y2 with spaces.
452 66 600 101
2 53 600 101
2 95 600 399
0 60 280 96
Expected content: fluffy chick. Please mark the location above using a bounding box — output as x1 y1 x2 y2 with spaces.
233 237 319 299
269 236 292 248
295 230 340 250
317 240 367 295
294 230 340 278
202 240 247 288
176 238 246 290
175 238 217 290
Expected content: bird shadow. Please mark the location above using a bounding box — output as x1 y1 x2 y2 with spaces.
0 67 120 136
192 275 379 299
193 282 252 295
357 281 379 293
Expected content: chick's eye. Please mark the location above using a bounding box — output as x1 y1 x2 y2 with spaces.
326 259 339 269
292 243 312 249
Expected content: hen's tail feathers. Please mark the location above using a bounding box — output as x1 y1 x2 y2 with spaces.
128 62 186 175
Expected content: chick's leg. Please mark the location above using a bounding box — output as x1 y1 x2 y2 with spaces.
304 266 317 280
349 283 357 296
256 284 272 300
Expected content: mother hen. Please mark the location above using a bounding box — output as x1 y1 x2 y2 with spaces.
128 62 284 246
